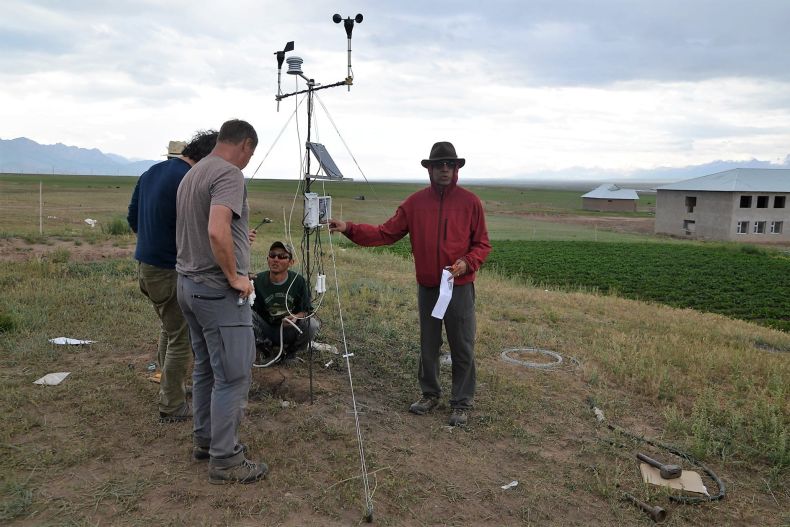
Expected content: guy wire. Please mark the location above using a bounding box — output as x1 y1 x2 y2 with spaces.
326 225 374 519
315 94 380 202
248 95 306 183
272 69 373 518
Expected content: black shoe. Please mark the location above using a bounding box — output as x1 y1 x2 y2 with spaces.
409 396 439 415
255 341 274 363
208 458 268 485
159 403 192 423
281 352 299 367
448 408 468 426
193 443 247 461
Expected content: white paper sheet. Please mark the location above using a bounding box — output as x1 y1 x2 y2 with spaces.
49 337 95 345
34 372 71 385
431 269 454 319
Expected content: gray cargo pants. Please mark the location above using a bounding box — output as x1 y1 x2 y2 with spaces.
417 283 477 410
177 275 254 467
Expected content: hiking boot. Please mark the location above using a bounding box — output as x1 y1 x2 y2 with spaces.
208 458 268 485
409 396 439 415
255 340 274 365
193 443 248 462
448 409 468 427
159 403 192 423
281 352 299 367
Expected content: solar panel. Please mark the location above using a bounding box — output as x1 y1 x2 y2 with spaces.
307 142 344 180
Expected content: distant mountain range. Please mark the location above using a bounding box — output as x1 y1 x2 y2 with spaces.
2 136 788 185
0 137 158 176
496 154 790 188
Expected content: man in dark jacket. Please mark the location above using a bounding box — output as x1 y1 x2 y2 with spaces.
127 130 217 422
329 141 491 426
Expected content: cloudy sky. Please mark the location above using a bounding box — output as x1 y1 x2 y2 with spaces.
2 0 790 181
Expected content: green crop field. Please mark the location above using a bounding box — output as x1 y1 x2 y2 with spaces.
489 241 790 331
378 239 790 331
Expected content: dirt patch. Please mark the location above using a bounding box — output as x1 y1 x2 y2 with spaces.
0 237 134 263
511 212 656 235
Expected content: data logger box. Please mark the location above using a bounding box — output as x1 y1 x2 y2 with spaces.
304 193 332 228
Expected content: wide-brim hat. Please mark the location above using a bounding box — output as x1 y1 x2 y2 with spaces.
166 140 186 158
421 141 465 168
269 241 293 259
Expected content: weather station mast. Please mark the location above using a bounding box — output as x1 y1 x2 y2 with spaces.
271 13 363 319
270 14 374 523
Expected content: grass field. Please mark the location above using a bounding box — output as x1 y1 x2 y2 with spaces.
0 174 788 525
1 174 657 243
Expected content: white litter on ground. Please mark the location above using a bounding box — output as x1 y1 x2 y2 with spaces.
49 337 95 345
312 341 338 354
84 218 97 227
593 407 606 422
34 372 70 385
501 480 518 490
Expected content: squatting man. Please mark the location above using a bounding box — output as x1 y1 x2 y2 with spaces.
329 141 491 427
251 241 320 365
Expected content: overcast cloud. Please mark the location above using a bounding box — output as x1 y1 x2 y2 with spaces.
1 0 789 181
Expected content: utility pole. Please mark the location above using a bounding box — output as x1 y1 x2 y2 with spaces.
39 181 43 235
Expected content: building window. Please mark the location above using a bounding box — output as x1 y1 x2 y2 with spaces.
757 196 769 208
685 196 697 213
683 220 696 234
740 196 752 208
754 221 766 234
775 196 786 208
736 221 749 234
771 221 783 234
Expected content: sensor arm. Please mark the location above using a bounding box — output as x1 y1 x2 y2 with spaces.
334 14 362 90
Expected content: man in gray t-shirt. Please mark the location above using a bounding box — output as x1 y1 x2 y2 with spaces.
175 119 268 485
176 154 250 288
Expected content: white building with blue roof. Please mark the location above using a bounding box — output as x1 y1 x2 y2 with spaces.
654 168 790 241
581 184 640 212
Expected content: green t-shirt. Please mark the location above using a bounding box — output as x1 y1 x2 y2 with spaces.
252 270 312 325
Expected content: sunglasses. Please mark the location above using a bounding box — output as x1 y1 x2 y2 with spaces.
268 252 291 260
430 160 458 169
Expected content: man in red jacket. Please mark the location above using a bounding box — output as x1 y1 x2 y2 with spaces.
329 142 491 426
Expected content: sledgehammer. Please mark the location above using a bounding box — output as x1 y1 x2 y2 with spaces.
637 453 682 480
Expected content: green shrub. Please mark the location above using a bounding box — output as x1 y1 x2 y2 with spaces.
103 217 131 236
0 481 33 521
0 310 16 333
50 247 71 264
739 244 766 255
